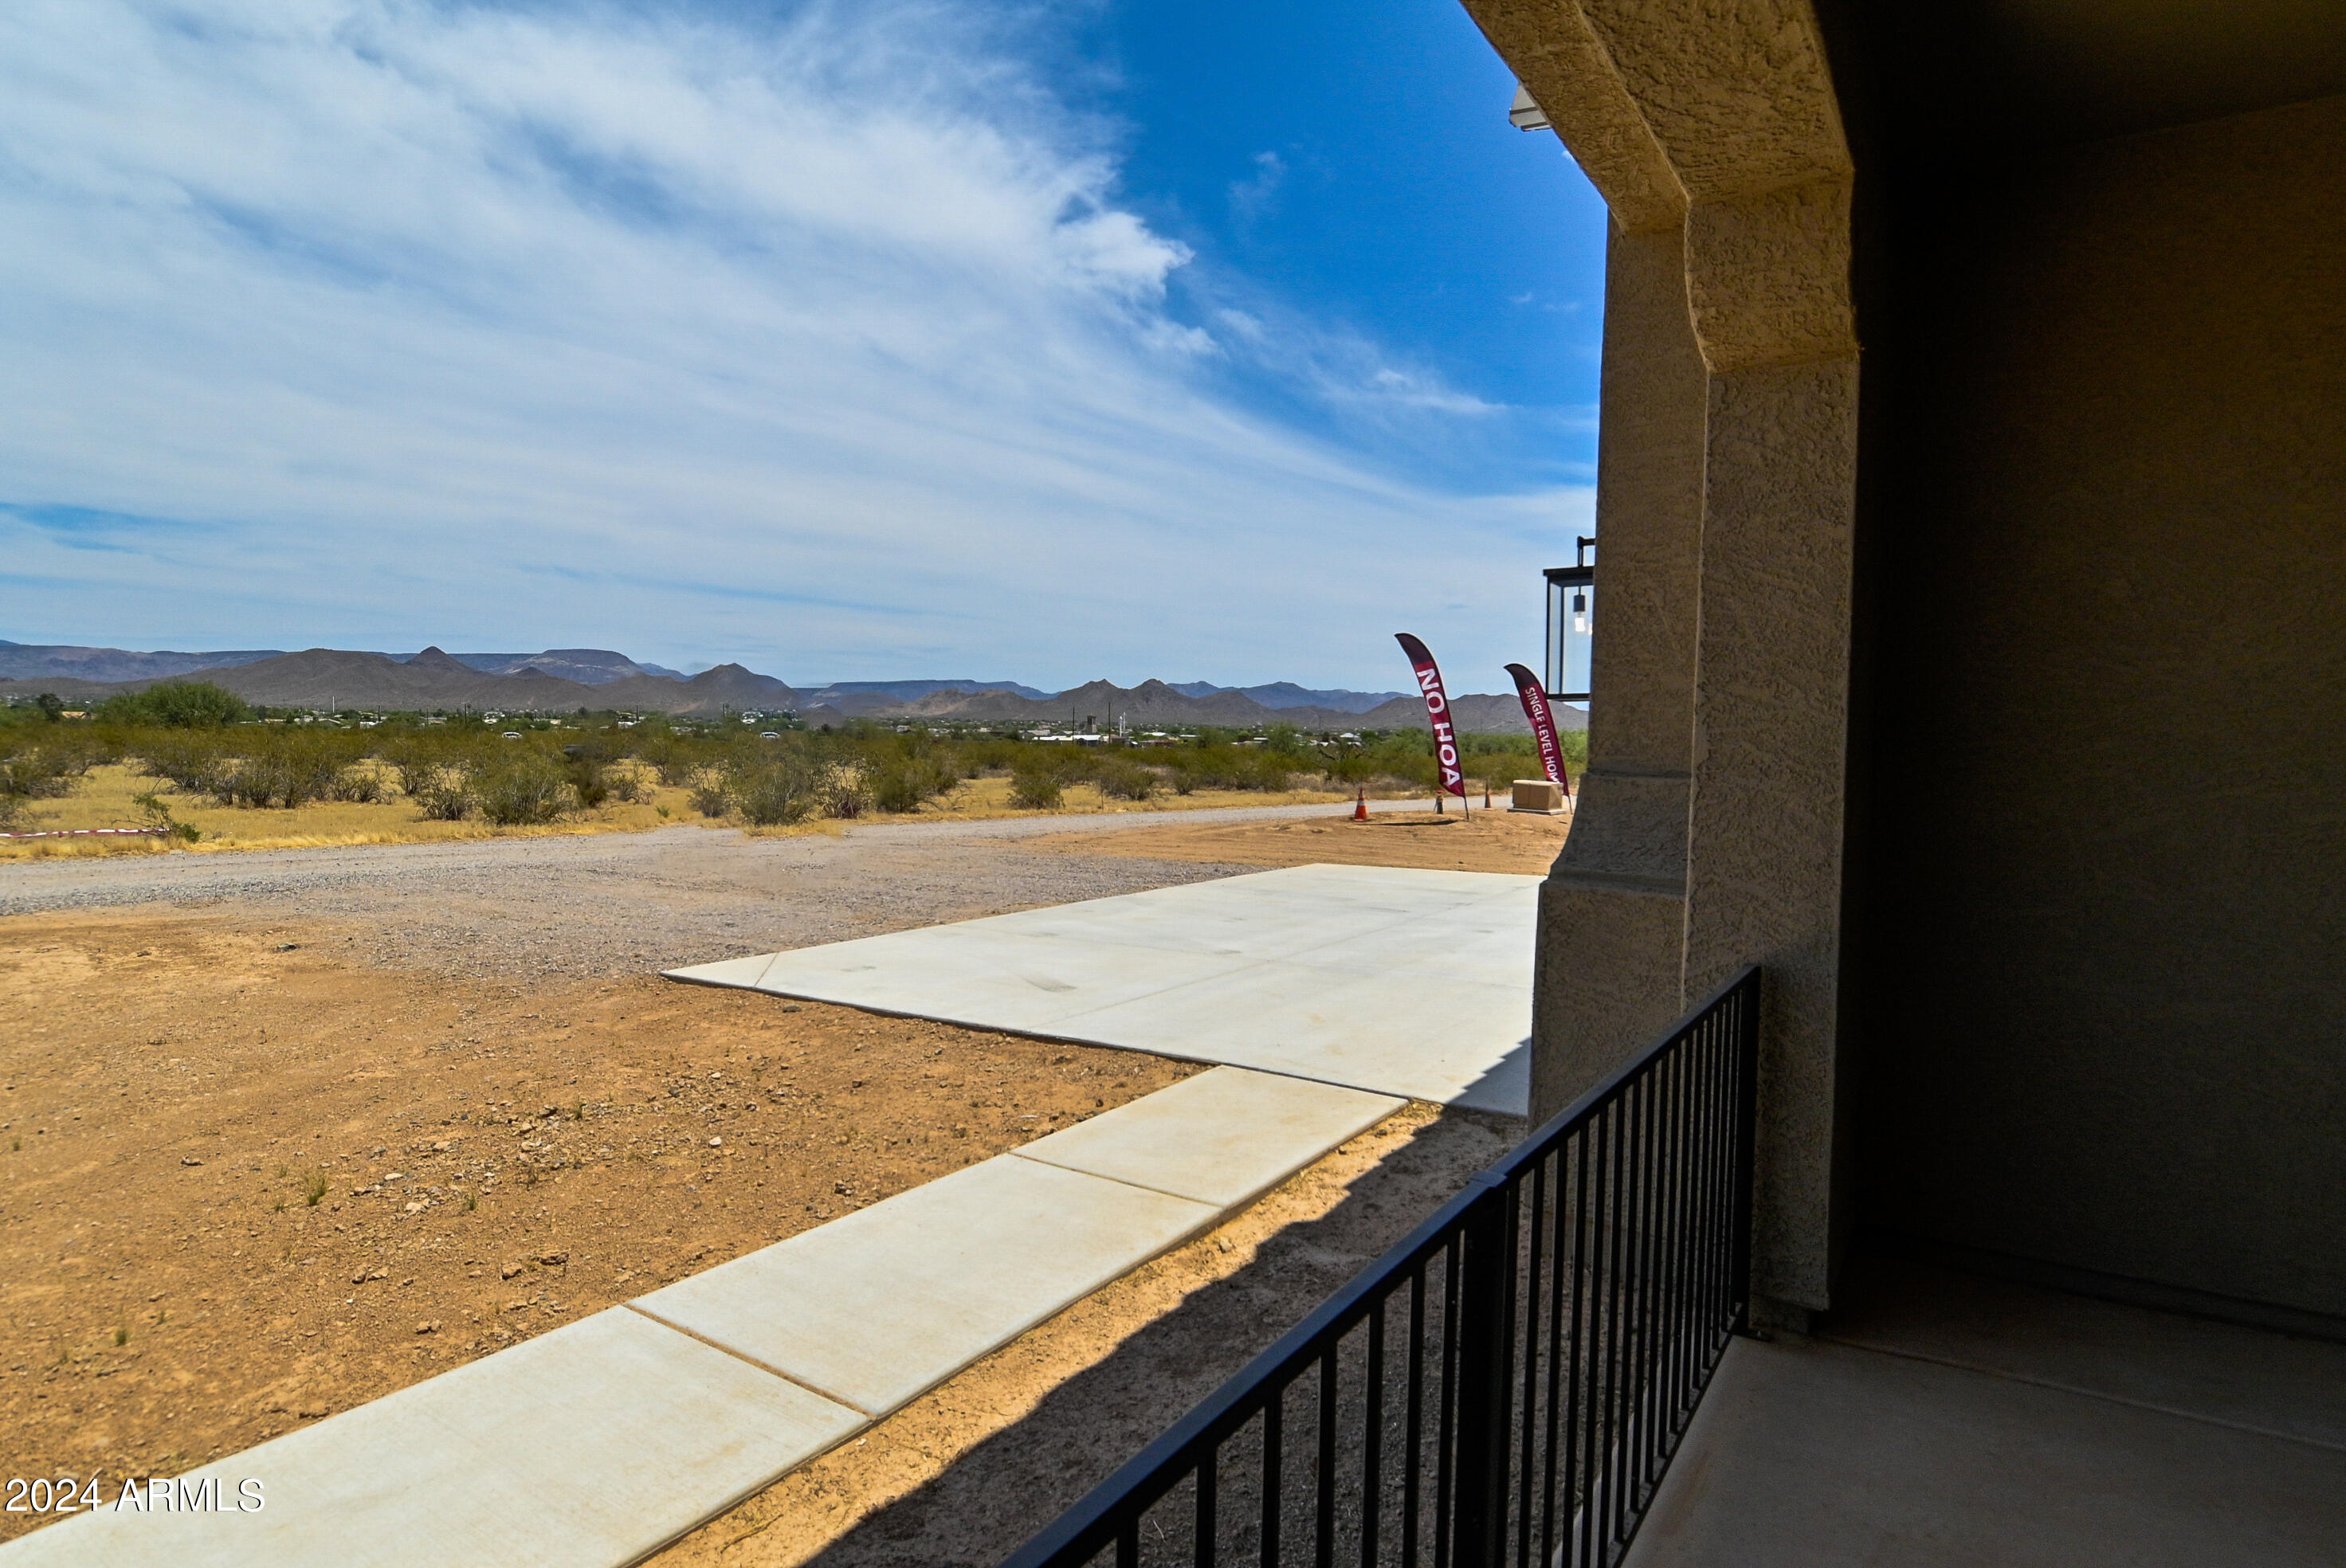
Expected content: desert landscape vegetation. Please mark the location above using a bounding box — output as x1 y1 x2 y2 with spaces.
0 678 1579 859
2 668 1575 1560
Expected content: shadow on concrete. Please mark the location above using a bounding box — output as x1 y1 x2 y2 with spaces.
790 1105 1524 1568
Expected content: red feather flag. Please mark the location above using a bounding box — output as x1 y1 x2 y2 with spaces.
1394 633 1467 798
1505 662 1571 795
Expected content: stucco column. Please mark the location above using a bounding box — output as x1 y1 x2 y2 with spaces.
1680 178 1860 1318
1461 0 1859 1319
1528 223 1708 1124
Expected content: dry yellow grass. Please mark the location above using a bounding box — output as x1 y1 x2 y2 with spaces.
0 764 1438 860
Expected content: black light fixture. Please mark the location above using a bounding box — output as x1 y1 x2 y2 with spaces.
1544 535 1595 705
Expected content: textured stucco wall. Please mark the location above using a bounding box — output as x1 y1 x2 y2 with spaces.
1529 226 1707 1123
1853 94 2346 1320
1465 0 1860 1318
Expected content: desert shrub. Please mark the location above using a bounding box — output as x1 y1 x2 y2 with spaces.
867 755 959 813
381 735 462 798
136 733 233 795
0 738 83 801
687 772 732 817
1240 754 1292 792
1170 744 1292 794
470 755 571 825
1096 760 1159 801
96 680 249 728
638 732 717 787
328 762 388 803
214 731 360 809
823 769 872 819
725 751 821 826
959 735 1025 774
1009 770 1062 809
410 778 473 820
567 757 609 809
605 762 649 805
130 792 202 841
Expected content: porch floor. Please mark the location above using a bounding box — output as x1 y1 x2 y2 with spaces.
1625 1256 2346 1566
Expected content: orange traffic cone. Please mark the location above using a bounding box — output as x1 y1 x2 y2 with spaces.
1352 787 1368 822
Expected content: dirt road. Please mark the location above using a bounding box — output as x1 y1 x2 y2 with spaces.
0 803 1465 979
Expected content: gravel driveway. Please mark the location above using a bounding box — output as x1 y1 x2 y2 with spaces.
0 801 1409 980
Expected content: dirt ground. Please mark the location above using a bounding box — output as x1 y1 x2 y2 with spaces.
0 914 1193 1545
1030 804 1573 876
0 808 1548 1555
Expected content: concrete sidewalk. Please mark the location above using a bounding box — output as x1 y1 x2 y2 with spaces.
669 864 1538 1115
1 1068 1401 1567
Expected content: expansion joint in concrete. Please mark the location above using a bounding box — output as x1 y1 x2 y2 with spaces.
622 1303 878 1418
1810 1335 2346 1458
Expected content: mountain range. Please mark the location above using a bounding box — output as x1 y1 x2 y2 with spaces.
0 641 1571 734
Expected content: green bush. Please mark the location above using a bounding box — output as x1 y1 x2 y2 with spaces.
470 755 571 825
1096 761 1159 801
1009 770 1062 809
213 731 362 809
687 774 732 817
867 755 959 813
567 757 610 809
136 733 232 796
0 737 81 801
97 680 249 728
723 755 818 825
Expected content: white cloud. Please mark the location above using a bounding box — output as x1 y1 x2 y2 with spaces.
0 0 1588 688
1226 149 1285 224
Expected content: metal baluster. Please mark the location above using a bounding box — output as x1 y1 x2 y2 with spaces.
1198 1441 1218 1568
1516 1157 1547 1566
1730 978 1760 1336
1318 1350 1338 1568
1404 1268 1425 1568
1265 1386 1284 1568
1603 1084 1633 1558
1577 1107 1610 1568
1363 1297 1384 1568
1434 1244 1459 1568
1539 1143 1570 1562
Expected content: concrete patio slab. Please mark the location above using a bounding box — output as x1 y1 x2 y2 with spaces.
633 1153 1220 1417
1623 1331 2346 1568
1013 1066 1403 1208
0 1307 865 1568
1823 1256 2346 1452
667 864 1536 1113
663 951 779 989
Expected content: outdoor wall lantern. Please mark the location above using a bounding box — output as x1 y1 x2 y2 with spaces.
1544 535 1595 706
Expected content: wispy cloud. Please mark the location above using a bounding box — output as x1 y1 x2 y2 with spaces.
0 0 1588 686
1227 150 1286 225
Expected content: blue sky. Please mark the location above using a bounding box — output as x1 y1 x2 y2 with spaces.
0 0 1606 690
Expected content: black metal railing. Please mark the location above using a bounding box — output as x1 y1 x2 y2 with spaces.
1002 966 1761 1568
